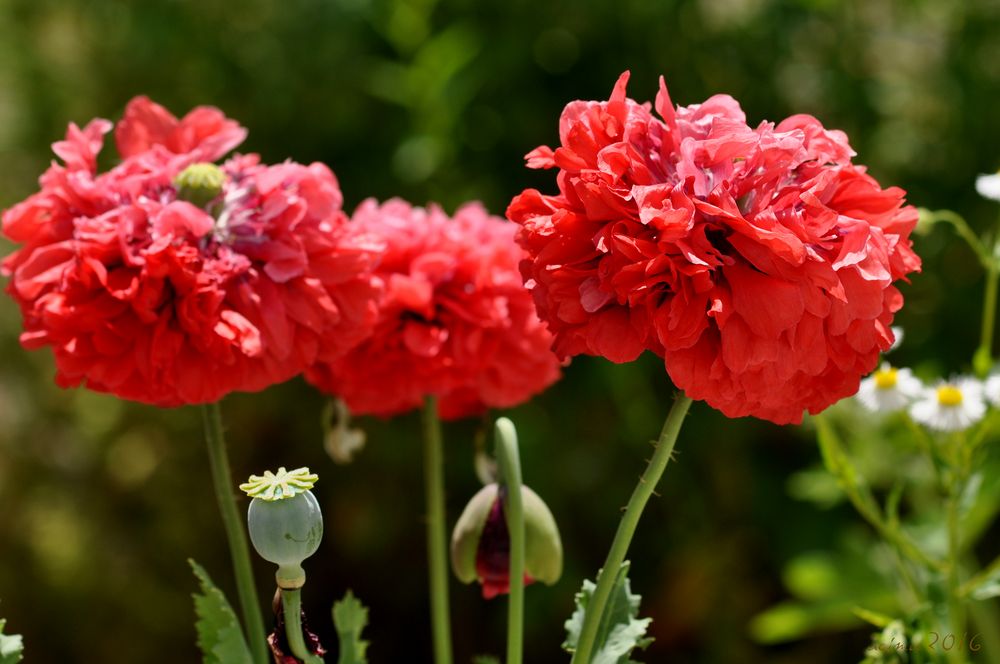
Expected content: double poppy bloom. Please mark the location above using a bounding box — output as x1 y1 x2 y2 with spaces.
508 72 920 424
307 198 562 420
2 98 383 406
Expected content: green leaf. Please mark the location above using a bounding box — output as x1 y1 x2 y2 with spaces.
852 607 895 629
189 560 253 664
748 600 873 644
959 472 983 518
333 590 370 664
969 566 1000 600
0 619 24 664
563 562 653 664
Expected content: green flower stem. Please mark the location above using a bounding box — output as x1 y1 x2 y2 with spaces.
495 418 525 664
887 546 922 608
946 481 967 664
969 408 1000 452
901 413 946 489
976 236 1000 377
202 402 268 664
281 589 319 663
570 394 692 664
930 209 992 268
421 396 453 664
967 594 1000 664
815 414 943 572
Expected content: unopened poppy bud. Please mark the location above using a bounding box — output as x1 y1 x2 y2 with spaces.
240 467 323 589
451 482 562 599
175 162 225 208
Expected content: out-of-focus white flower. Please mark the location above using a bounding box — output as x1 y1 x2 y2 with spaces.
976 172 1000 202
910 377 986 432
888 326 904 353
856 363 923 413
984 373 1000 407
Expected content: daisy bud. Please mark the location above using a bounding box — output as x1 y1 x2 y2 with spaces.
450 482 562 599
240 467 323 589
174 162 226 208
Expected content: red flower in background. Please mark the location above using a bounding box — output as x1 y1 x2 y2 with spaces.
306 198 561 420
508 72 920 424
2 97 383 406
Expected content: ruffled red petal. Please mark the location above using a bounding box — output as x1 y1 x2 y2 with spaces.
306 198 562 420
509 72 920 424
3 98 382 406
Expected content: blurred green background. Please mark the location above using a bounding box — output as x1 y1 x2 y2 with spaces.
1 0 999 661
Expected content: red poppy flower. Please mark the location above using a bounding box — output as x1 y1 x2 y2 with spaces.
508 72 920 424
306 198 561 420
2 97 383 406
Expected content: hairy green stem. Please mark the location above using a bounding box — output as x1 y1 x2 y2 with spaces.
421 396 453 664
495 418 525 664
202 402 268 664
570 394 692 664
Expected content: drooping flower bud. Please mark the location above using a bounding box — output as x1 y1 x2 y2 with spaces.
451 482 562 599
240 467 323 589
174 162 225 208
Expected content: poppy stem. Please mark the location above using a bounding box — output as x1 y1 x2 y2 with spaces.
422 396 453 664
202 402 268 664
281 589 320 663
495 418 525 664
570 393 692 664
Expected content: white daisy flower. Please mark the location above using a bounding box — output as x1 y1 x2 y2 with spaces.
976 172 1000 202
856 363 923 413
910 377 986 432
984 373 1000 407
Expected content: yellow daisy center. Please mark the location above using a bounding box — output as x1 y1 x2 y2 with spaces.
936 385 963 407
873 367 898 390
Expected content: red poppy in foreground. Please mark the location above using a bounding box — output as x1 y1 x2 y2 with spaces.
306 198 562 420
508 72 920 424
2 97 383 406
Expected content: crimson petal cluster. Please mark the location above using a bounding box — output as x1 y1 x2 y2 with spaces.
306 198 562 420
508 72 920 424
2 97 383 406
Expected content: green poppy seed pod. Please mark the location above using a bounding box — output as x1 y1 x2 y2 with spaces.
174 162 225 208
451 482 562 599
240 467 323 589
